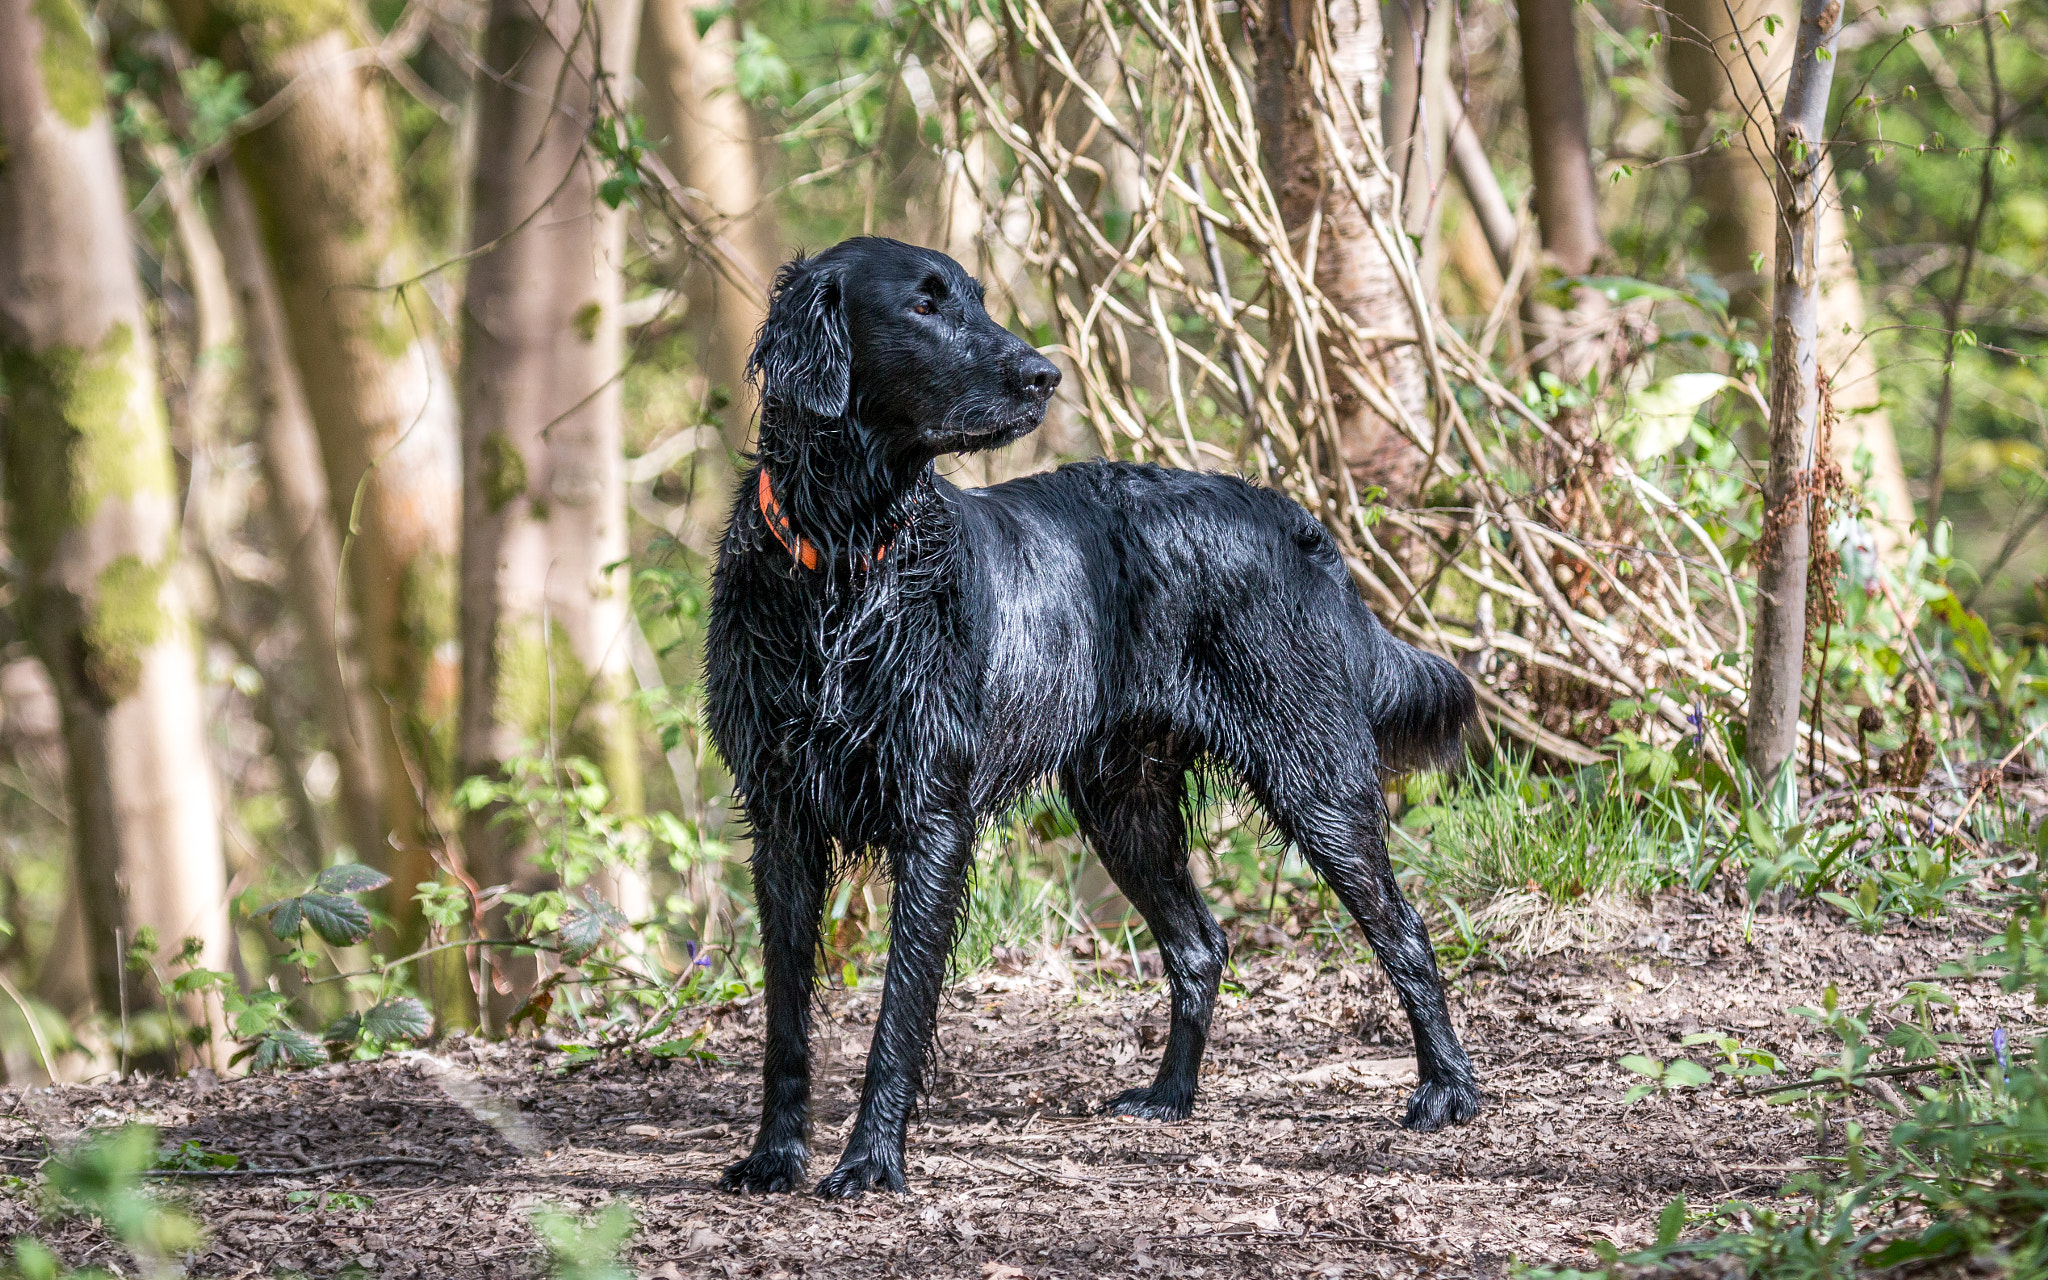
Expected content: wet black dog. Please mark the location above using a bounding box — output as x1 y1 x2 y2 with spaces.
707 237 1480 1200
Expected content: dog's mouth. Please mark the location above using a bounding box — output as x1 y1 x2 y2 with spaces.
932 394 1049 450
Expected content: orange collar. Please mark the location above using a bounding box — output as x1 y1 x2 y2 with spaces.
757 468 895 571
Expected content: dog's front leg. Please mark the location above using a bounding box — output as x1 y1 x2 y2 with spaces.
815 812 975 1200
718 834 830 1193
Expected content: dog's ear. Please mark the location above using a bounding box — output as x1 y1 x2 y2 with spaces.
748 255 850 420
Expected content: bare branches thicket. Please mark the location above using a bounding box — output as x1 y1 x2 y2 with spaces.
915 0 1804 766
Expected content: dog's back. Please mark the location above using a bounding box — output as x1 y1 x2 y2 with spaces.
956 458 1473 787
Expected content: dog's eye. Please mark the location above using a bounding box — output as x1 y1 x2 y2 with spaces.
912 298 936 316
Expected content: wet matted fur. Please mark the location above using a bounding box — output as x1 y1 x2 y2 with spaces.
707 237 1481 1200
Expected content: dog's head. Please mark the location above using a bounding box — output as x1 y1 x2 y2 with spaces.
749 238 1061 461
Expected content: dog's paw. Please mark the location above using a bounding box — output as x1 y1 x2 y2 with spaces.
1101 1085 1194 1121
815 1151 906 1201
717 1147 807 1194
1400 1076 1481 1131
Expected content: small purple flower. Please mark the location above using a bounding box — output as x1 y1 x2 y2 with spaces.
1994 1027 2010 1082
684 939 699 962
1687 702 1705 748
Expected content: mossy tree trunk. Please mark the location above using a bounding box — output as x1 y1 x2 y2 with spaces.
1668 0 1913 549
1256 0 1431 496
0 0 230 1068
215 161 389 872
460 0 645 1025
167 0 461 946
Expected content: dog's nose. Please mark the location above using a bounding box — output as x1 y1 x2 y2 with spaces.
1019 354 1061 399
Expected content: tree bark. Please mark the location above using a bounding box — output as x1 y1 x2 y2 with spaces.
1444 85 1518 280
1667 0 1913 549
0 0 229 1065
1256 0 1429 495
1516 0 1611 388
638 1 778 457
215 161 389 868
167 0 463 942
1746 0 1844 804
1384 0 1452 296
461 0 645 1023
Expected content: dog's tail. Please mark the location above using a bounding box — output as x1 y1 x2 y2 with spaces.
1362 613 1477 774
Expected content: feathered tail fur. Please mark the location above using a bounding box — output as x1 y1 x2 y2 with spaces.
1361 610 1477 774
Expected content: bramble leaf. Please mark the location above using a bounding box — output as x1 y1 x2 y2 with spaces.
297 892 373 947
316 863 390 895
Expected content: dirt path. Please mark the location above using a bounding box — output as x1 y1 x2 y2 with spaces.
2 898 2035 1278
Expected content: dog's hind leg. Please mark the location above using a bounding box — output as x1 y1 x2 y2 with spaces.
1064 741 1228 1121
1257 778 1480 1131
719 832 831 1193
815 809 977 1200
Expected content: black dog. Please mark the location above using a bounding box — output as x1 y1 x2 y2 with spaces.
707 237 1480 1200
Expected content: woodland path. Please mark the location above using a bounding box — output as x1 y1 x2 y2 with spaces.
2 898 2032 1278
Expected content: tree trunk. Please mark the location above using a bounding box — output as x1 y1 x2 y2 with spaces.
215 162 389 868
1256 0 1429 495
0 0 229 1067
461 0 645 1024
638 1 778 457
1384 0 1452 297
1444 85 1518 280
1746 0 1844 805
1667 0 1913 549
1517 0 1611 388
167 0 462 944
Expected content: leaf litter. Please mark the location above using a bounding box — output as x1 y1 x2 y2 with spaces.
1 894 2039 1278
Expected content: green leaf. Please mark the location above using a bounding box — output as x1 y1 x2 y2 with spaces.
263 896 304 940
1623 1083 1657 1104
316 863 390 895
1663 1059 1713 1088
1656 1195 1688 1247
1620 373 1736 462
359 997 432 1043
323 1011 362 1043
251 1027 326 1071
168 967 234 996
555 908 606 962
1618 1054 1665 1079
298 892 373 947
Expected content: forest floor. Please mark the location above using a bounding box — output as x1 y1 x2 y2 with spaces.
2 893 2037 1280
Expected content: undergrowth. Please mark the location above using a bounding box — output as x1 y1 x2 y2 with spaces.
1526 880 2048 1280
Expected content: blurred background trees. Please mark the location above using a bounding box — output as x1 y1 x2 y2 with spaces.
0 0 2040 1080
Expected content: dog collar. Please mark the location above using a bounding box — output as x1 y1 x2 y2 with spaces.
757 467 899 571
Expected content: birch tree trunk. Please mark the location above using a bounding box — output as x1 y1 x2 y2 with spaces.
167 0 462 944
638 1 778 459
1384 0 1452 297
1256 0 1430 495
215 162 389 869
461 0 645 1023
1746 0 1844 803
0 0 229 1064
1667 0 1913 549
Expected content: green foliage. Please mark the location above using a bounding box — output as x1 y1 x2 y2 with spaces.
1617 1053 1714 1103
4 1127 201 1278
1395 752 1684 907
1532 884 2048 1280
531 1201 636 1280
255 863 389 948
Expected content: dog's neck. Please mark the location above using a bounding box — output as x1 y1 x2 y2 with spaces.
755 409 934 557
